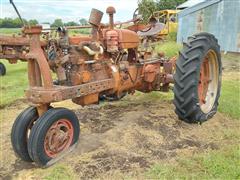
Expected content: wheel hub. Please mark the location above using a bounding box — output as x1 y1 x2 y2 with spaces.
44 119 74 157
198 57 210 105
198 50 219 113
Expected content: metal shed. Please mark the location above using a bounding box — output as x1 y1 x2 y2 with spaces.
177 0 240 53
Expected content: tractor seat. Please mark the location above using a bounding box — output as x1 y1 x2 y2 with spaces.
137 23 165 37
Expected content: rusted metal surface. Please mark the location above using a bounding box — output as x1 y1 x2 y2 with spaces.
0 6 176 112
24 26 53 89
44 119 74 157
69 36 91 45
0 35 46 61
106 6 116 30
89 8 104 27
25 79 114 104
127 24 148 32
144 64 160 83
0 35 46 46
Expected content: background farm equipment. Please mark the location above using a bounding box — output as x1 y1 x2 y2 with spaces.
152 10 179 38
0 1 222 167
131 9 180 41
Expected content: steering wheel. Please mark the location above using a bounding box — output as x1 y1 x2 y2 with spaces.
133 8 139 20
133 8 152 33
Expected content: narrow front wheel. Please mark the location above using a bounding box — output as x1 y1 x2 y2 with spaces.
11 106 38 162
28 108 80 166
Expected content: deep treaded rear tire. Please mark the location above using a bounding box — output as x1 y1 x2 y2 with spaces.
173 32 222 123
0 62 6 76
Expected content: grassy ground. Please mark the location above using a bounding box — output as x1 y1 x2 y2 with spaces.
69 28 91 35
219 80 240 119
155 41 182 57
146 145 240 179
0 61 27 107
144 89 240 179
0 28 21 35
0 27 90 36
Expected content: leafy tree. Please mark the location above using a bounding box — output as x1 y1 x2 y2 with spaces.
157 0 187 10
79 18 88 25
0 17 79 28
0 17 26 28
12 18 22 27
51 19 63 27
138 0 158 22
138 0 187 22
1 18 14 28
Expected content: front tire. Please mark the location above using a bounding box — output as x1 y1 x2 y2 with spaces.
11 106 39 162
173 32 222 123
28 108 80 166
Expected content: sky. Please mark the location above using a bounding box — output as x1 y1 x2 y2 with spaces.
0 0 139 23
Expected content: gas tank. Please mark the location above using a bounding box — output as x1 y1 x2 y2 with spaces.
117 29 139 49
104 29 139 52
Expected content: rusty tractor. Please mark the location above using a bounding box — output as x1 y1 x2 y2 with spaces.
0 3 222 166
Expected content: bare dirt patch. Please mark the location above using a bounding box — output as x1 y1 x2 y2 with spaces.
222 53 240 72
0 96 239 179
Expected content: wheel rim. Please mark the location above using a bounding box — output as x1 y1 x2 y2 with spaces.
198 50 219 113
44 119 74 158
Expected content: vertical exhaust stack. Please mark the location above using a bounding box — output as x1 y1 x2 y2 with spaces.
105 6 118 53
106 6 116 30
89 8 104 41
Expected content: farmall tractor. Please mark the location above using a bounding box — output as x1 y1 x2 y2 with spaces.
0 4 222 166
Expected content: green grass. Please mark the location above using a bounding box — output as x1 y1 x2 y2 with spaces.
146 145 240 179
0 28 90 36
0 60 27 107
43 165 76 180
219 80 240 119
155 41 182 57
34 164 77 180
68 28 90 35
0 28 21 35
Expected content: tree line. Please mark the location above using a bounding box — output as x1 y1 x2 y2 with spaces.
0 17 88 28
51 18 88 27
0 18 38 28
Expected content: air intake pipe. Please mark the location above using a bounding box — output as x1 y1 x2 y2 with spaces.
89 8 103 40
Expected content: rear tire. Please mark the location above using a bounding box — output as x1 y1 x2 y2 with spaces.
0 62 6 76
173 32 222 123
